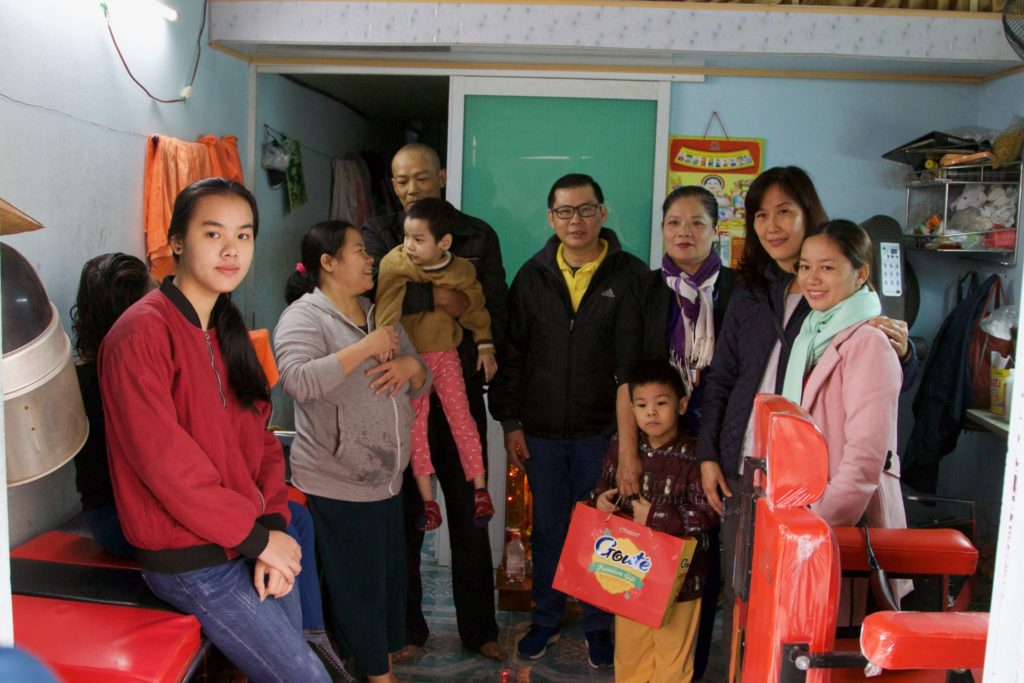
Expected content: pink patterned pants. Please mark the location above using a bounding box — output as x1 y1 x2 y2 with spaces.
411 350 485 481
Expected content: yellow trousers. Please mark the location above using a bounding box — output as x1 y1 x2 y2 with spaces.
615 599 701 683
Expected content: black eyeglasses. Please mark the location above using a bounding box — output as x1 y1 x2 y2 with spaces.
550 203 601 220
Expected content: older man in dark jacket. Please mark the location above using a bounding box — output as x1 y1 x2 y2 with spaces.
363 143 508 662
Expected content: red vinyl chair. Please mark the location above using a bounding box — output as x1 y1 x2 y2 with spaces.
11 531 207 682
732 394 985 683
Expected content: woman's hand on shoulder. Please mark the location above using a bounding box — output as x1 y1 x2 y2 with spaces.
867 316 910 361
367 354 425 398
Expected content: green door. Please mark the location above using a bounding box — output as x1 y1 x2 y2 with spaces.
460 94 658 281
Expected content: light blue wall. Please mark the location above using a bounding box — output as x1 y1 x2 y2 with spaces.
670 76 979 229
669 75 1021 544
0 0 249 544
247 73 400 429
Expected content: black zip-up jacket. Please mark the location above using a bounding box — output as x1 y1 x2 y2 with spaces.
363 209 508 383
488 229 648 439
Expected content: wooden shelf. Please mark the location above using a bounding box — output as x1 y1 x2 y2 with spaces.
965 408 1009 438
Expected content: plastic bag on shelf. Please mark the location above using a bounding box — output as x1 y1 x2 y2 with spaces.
980 305 1019 340
992 116 1024 167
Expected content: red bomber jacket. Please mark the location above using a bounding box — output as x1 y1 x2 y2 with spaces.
98 280 289 573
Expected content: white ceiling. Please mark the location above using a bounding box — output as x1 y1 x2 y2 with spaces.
211 1 1024 82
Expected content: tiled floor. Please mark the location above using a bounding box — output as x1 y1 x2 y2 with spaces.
393 563 727 682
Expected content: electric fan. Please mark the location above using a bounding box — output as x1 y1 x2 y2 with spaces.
1004 0 1024 60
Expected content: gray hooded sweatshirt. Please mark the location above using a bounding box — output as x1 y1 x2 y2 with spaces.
274 289 431 502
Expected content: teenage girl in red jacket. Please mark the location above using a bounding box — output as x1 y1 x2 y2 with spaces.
99 178 329 683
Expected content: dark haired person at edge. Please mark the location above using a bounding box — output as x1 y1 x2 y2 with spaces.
71 253 154 559
362 143 509 662
275 220 431 683
489 173 648 669
99 179 330 682
693 166 917 661
612 186 735 679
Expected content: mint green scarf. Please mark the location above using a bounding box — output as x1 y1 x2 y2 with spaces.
781 286 881 405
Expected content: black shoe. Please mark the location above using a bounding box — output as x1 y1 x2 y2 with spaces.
585 629 614 669
516 624 560 659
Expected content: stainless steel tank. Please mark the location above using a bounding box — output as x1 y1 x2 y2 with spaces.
2 242 88 486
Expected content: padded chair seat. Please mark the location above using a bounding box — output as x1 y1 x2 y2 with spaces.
834 527 977 576
860 611 988 671
14 595 202 682
12 531 138 570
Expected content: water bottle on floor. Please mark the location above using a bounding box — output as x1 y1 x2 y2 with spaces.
505 529 526 582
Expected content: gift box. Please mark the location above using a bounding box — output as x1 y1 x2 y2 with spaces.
553 503 697 629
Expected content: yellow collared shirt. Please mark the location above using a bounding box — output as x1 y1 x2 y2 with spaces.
557 239 609 312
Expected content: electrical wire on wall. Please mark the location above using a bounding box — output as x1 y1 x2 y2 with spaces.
100 0 208 104
263 123 338 160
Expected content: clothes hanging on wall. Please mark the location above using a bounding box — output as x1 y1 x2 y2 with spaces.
144 134 244 280
330 157 370 227
902 273 1000 493
283 135 308 211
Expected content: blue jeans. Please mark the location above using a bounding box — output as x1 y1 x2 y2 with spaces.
142 558 329 683
523 435 613 633
287 501 324 631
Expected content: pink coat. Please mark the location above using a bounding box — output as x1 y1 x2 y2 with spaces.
801 321 908 530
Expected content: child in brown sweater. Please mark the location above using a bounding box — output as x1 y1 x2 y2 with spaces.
375 197 496 531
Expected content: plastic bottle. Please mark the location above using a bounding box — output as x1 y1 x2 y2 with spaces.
505 529 526 582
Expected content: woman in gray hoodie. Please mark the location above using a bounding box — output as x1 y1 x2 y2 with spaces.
274 220 431 683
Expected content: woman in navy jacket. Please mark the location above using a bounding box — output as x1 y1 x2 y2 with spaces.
695 166 915 658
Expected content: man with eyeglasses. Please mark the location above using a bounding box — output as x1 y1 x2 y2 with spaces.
362 143 509 664
489 173 648 669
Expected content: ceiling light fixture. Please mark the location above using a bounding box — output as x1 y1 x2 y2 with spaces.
100 0 179 22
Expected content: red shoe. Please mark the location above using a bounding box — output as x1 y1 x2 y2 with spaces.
417 500 442 531
473 489 495 528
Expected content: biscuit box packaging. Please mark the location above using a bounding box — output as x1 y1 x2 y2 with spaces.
553 503 697 629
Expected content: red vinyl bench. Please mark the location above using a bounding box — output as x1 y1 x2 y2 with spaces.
11 531 207 682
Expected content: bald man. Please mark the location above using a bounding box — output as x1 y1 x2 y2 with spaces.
363 143 508 662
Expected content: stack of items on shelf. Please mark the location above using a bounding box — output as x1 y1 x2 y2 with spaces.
928 183 1018 249
886 122 1024 255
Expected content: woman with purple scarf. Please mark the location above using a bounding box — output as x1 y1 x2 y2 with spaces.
613 185 735 678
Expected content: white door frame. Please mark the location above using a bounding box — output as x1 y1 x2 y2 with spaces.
447 75 677 268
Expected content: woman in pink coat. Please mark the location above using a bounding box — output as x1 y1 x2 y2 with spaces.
781 219 907 532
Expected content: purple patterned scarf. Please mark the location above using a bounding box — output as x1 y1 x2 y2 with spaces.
662 250 722 386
